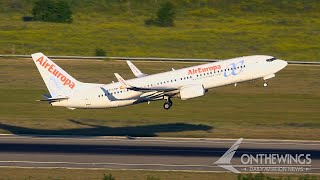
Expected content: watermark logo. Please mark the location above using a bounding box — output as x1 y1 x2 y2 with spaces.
214 138 243 173
213 138 312 173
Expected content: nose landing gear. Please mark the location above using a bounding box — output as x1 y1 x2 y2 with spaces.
163 98 173 110
263 82 268 87
263 74 274 88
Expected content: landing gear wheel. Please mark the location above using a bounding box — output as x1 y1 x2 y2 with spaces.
163 99 173 110
263 82 268 87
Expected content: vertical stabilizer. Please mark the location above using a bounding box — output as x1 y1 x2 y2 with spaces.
31 52 81 97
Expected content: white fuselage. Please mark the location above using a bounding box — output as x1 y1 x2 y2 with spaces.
51 55 287 109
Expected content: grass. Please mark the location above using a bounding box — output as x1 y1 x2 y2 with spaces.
0 1 319 60
0 58 319 140
0 168 318 180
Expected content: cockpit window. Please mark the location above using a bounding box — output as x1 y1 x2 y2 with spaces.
266 57 277 62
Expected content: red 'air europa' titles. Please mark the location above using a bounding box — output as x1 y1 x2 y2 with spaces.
36 56 75 89
188 65 221 75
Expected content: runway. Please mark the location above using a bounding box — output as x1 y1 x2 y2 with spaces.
0 135 319 173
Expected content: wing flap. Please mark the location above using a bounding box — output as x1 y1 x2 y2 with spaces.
114 73 178 93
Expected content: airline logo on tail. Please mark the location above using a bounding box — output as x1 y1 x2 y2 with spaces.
36 56 76 89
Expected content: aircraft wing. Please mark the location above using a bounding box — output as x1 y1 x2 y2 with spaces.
114 73 178 93
126 61 147 78
127 86 177 93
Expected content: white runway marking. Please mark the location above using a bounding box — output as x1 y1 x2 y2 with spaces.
0 161 212 168
0 134 319 146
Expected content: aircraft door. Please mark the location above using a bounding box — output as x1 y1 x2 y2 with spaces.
84 97 91 107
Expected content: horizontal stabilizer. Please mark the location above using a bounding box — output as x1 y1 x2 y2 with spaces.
37 94 69 102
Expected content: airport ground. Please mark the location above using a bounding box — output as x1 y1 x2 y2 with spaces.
0 135 319 180
0 58 319 140
0 168 318 180
1 1 319 179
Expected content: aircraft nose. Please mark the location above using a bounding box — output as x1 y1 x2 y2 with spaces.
275 59 288 71
279 60 288 69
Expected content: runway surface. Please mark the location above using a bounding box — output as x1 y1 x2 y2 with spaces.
0 135 319 173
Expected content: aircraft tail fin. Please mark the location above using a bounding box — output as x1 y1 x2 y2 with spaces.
31 52 81 97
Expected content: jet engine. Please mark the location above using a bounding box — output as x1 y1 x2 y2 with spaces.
180 84 205 100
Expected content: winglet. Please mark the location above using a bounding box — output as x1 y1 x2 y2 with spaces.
114 73 131 89
126 61 147 78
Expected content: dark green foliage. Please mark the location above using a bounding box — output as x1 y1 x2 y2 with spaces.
95 48 106 56
146 175 160 180
0 0 320 60
237 173 269 180
298 174 319 180
155 1 176 27
32 0 73 23
144 18 155 26
22 16 33 22
103 173 115 180
145 1 176 27
237 173 318 180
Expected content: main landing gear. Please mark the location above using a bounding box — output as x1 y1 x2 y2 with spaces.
163 98 173 110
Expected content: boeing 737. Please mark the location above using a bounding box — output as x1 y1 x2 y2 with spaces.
32 53 287 110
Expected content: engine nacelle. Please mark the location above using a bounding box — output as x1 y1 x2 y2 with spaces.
180 84 205 100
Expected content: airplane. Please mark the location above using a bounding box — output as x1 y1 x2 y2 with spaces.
32 53 287 110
